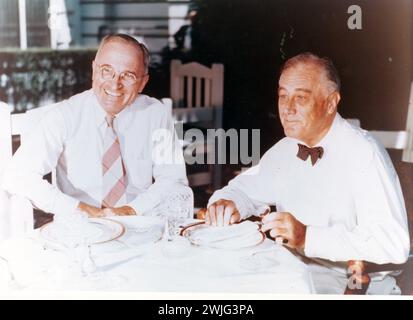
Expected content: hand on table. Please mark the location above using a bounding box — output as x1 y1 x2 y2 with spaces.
77 202 137 217
261 212 307 250
102 206 137 216
77 202 105 218
205 199 241 226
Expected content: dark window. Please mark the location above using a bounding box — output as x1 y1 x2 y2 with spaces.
0 0 20 48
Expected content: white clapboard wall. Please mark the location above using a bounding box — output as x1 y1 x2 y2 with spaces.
67 0 191 57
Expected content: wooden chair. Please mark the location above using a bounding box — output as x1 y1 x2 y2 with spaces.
347 118 411 153
170 59 224 190
0 101 56 237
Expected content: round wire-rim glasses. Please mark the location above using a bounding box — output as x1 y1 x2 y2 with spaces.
97 64 147 86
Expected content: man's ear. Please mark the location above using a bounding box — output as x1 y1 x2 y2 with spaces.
138 74 150 93
327 91 341 114
91 60 96 81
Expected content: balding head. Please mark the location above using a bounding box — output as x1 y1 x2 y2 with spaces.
92 33 150 115
96 34 150 74
280 52 340 95
277 52 341 146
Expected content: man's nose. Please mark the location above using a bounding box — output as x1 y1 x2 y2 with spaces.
285 99 296 114
109 75 123 88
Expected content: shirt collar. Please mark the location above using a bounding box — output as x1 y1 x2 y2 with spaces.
90 91 107 129
315 112 342 149
90 90 143 130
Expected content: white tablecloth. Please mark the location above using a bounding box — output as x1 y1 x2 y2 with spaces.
0 216 315 295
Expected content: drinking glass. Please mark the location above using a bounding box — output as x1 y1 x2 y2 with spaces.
155 187 194 257
152 186 194 240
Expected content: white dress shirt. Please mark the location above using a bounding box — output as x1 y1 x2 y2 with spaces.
2 90 188 216
209 113 410 264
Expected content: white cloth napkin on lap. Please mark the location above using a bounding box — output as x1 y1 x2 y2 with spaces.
188 221 263 249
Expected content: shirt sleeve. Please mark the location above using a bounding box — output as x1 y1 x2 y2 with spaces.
207 151 274 219
1 107 79 216
127 105 189 214
304 146 410 264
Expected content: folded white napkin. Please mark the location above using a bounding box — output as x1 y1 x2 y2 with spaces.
187 221 263 249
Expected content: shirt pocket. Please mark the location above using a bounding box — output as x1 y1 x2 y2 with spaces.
128 158 153 189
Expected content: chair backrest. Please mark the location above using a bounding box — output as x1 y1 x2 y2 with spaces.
170 59 224 127
402 81 413 162
0 102 12 176
370 130 410 150
169 61 225 190
0 102 13 241
394 161 413 252
346 118 361 127
0 102 56 237
346 118 411 153
347 83 413 156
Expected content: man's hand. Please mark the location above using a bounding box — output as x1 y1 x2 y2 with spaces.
77 203 137 217
102 206 137 216
205 199 241 226
261 212 307 250
77 202 104 218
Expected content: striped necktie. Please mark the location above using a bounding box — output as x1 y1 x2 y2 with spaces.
102 115 127 208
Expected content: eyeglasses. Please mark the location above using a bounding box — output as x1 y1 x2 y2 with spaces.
96 64 146 86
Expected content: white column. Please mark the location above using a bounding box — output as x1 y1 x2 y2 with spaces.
49 0 72 49
402 82 413 163
168 2 189 49
0 102 12 241
18 0 27 49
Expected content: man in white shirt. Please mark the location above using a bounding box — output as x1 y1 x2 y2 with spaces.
206 52 410 294
2 34 188 218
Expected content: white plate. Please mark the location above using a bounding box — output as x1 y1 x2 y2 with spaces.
106 216 164 245
181 222 265 250
40 218 125 246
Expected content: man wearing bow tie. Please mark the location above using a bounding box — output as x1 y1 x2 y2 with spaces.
205 52 409 293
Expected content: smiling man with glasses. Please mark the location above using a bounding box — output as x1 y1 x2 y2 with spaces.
3 34 188 219
91 36 150 117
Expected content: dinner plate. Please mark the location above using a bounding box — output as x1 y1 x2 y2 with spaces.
40 217 125 246
180 221 265 249
107 216 164 245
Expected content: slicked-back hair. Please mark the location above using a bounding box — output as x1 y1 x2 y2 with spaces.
280 52 341 93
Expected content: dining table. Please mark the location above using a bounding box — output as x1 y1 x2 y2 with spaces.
0 214 315 296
